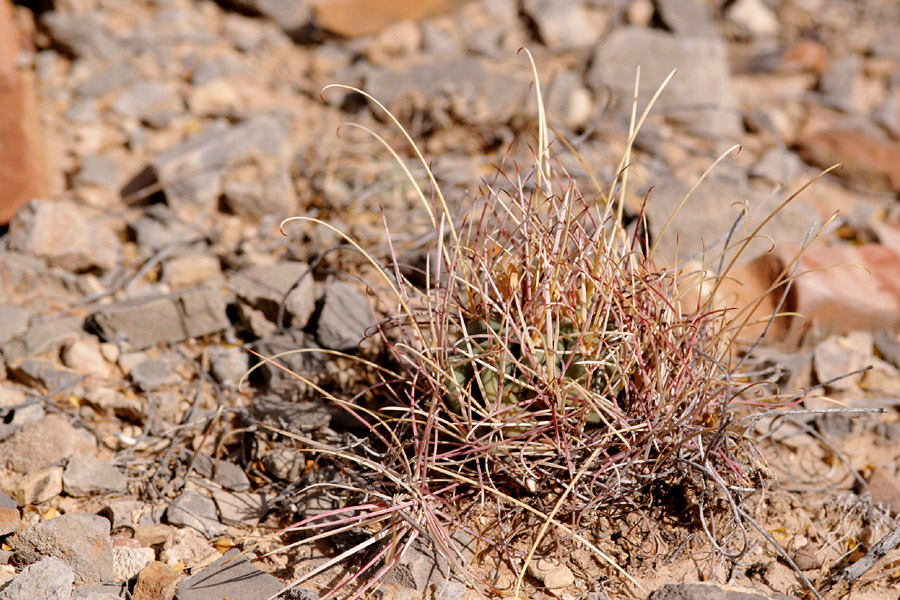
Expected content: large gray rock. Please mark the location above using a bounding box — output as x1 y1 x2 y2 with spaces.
40 11 119 60
7 199 120 272
642 174 820 266
63 454 128 497
149 115 289 211
587 27 741 138
9 514 115 585
228 261 315 328
175 549 282 600
0 556 74 600
0 413 95 474
88 289 229 350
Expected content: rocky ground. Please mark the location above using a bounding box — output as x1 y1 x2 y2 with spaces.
3 0 900 599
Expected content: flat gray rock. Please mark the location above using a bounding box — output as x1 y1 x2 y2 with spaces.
40 11 119 60
648 582 794 600
9 514 115 585
223 0 309 31
249 395 331 431
175 549 283 600
166 491 222 538
222 165 297 218
75 154 119 190
128 209 198 254
63 454 128 497
130 359 182 390
587 27 741 138
0 556 74 600
88 289 229 350
9 359 81 392
191 454 250 492
314 281 375 351
110 81 175 119
70 583 128 599
75 62 136 98
0 316 84 362
0 306 29 345
212 489 268 526
150 115 289 210
642 174 820 266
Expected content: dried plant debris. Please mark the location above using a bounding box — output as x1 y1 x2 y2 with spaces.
255 59 843 600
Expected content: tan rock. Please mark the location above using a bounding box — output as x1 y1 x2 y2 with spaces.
313 0 463 37
0 413 96 474
133 561 182 600
527 558 575 590
7 466 64 506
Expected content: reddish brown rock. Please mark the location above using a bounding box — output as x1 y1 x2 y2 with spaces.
313 0 463 37
796 129 900 194
780 39 828 74
780 243 900 339
0 0 49 224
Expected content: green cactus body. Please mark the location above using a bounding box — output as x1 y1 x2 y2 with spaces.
444 315 623 426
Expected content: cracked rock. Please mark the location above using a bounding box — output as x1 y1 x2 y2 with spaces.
9 514 115 584
88 289 229 350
